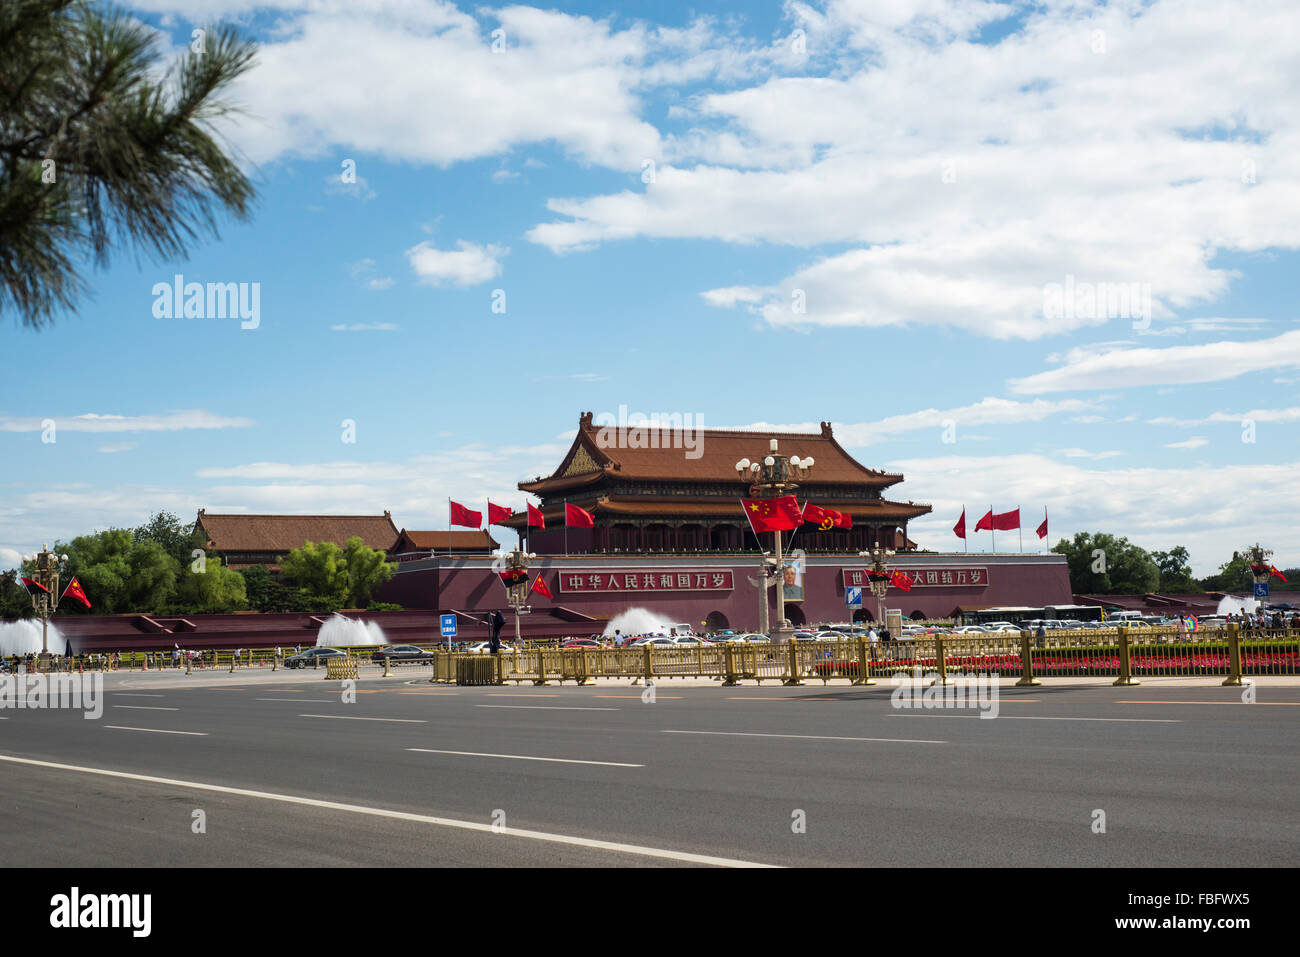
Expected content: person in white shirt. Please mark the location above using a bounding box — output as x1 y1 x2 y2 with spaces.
867 627 879 644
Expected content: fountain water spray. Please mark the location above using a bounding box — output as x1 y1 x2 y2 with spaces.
0 620 68 656
602 608 676 638
315 614 388 647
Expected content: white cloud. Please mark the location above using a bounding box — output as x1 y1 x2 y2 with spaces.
406 240 507 287
1010 330 1300 394
1059 448 1122 459
735 396 1100 446
331 322 398 331
0 411 254 433
529 0 1300 339
97 442 139 454
1165 437 1209 449
1148 407 1300 427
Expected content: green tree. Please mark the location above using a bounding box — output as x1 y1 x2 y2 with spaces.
171 556 246 613
0 0 258 328
134 510 207 568
1200 553 1253 592
55 528 180 613
1151 546 1198 593
0 569 36 619
1051 531 1160 595
278 537 395 609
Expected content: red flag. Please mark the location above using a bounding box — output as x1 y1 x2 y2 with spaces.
740 495 802 533
1270 565 1288 583
498 567 528 588
802 503 839 531
833 510 852 530
890 570 913 592
565 503 595 528
61 577 91 609
531 575 553 600
1036 513 1048 540
450 501 481 528
21 576 50 596
974 509 994 532
953 509 967 539
527 503 546 529
487 502 512 526
993 508 1020 531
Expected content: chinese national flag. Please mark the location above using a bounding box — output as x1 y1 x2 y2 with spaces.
1270 565 1288 583
953 509 967 539
61 577 91 609
565 503 595 528
802 503 838 531
487 502 513 526
531 575 554 600
527 503 545 529
1036 513 1048 540
974 509 994 533
450 501 481 528
741 495 803 533
890 570 913 592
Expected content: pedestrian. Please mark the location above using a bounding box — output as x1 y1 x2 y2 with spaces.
1035 623 1047 649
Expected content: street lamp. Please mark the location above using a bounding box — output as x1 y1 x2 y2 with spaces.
500 547 536 645
27 544 69 668
737 439 813 643
860 546 895 628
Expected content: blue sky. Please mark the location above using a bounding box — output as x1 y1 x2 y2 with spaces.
3 0 1298 577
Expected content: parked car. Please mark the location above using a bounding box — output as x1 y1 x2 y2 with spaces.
560 639 602 649
370 644 434 662
284 647 347 669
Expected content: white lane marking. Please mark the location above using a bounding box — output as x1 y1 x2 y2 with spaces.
663 730 946 744
887 714 1181 723
255 698 335 703
104 726 207 736
408 748 643 768
113 693 166 698
112 705 180 711
0 754 775 868
298 714 425 723
475 705 618 712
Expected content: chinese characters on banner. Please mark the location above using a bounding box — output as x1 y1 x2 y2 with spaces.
559 570 735 593
841 568 988 588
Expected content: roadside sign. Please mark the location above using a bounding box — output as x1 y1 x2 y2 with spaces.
845 586 863 607
440 614 457 637
1254 582 1270 598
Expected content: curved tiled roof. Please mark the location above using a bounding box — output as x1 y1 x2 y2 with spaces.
196 511 399 552
520 413 904 493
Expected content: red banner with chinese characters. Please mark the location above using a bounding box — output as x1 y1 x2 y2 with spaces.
843 567 988 589
559 570 734 594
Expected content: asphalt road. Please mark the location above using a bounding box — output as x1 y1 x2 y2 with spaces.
2 671 1297 867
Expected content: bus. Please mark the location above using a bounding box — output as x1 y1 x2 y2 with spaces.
957 604 1104 627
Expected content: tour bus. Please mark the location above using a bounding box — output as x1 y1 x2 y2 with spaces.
957 604 1104 627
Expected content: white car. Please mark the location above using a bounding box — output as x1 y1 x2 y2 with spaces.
464 641 508 654
951 625 990 634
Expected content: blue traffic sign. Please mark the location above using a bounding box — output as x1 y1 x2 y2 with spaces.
440 614 458 637
845 586 863 607
1254 582 1270 598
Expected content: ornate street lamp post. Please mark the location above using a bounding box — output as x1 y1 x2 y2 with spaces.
736 440 813 643
1246 542 1273 610
860 546 895 628
25 544 69 669
500 547 536 644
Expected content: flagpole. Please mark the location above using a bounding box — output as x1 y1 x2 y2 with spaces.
1018 506 1023 553
963 504 968 553
564 497 568 556
990 504 995 555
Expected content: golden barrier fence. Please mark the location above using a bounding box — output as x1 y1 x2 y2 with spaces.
73 627 1292 685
